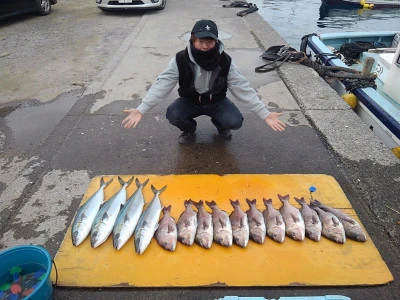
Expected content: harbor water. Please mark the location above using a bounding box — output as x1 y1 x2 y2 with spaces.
253 0 400 49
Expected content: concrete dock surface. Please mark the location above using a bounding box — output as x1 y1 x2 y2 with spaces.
0 0 399 299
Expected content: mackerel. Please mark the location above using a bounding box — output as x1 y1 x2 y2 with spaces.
71 177 113 246
134 185 166 254
90 176 134 248
112 178 149 250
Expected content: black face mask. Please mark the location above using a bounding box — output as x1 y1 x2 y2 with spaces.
190 42 220 71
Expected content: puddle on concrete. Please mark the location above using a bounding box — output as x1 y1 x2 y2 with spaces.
4 91 80 152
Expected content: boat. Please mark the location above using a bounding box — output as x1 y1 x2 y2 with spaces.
322 0 400 8
301 31 400 157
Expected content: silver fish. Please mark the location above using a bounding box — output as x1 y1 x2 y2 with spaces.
177 199 198 246
112 178 149 250
229 199 249 248
311 205 346 244
246 198 266 244
311 199 366 242
206 200 232 247
193 200 213 249
134 185 166 255
262 198 285 243
155 205 177 252
295 197 322 242
91 176 134 248
278 194 305 241
71 177 113 246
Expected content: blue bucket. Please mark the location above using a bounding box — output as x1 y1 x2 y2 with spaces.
0 245 53 300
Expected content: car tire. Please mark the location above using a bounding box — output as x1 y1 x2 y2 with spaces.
156 0 166 10
35 0 52 15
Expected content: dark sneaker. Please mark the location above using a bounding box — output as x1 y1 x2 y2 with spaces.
178 131 196 144
218 129 232 139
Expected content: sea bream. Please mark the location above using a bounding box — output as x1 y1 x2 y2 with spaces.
278 194 305 241
71 177 113 246
294 197 322 242
311 199 366 242
134 185 166 255
311 205 346 244
155 205 177 252
246 199 266 244
206 200 232 247
91 176 134 248
177 200 198 246
193 200 213 249
112 178 149 250
229 199 249 248
262 198 285 243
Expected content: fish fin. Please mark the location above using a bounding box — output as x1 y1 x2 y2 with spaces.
219 217 226 227
276 215 283 225
239 216 245 228
126 176 135 186
143 220 148 227
120 203 124 210
202 221 209 230
167 224 175 233
124 214 131 223
102 212 109 221
332 216 340 227
312 214 319 224
118 176 125 186
291 213 300 222
184 219 190 227
103 177 114 188
80 212 87 220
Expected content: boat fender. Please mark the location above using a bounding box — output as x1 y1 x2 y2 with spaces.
391 147 400 159
341 94 357 110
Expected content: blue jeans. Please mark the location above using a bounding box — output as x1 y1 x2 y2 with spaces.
166 97 244 133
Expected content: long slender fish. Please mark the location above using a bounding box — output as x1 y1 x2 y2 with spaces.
278 194 305 241
71 177 113 246
311 199 366 242
295 197 322 242
134 185 166 255
246 199 266 244
262 198 285 243
206 200 232 247
229 199 249 248
112 178 149 250
311 205 346 244
177 200 198 246
91 176 134 248
193 200 213 249
155 205 177 252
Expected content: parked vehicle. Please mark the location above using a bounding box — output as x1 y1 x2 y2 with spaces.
0 0 57 21
96 0 166 11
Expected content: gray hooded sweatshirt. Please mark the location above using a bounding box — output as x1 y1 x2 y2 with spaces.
136 40 271 120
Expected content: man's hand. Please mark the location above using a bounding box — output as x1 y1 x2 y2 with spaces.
265 112 286 132
122 109 143 129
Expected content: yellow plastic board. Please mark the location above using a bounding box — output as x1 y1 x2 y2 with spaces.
52 174 393 287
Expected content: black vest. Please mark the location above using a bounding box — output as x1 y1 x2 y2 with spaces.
175 48 232 105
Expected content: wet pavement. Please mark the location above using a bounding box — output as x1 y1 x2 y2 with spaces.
0 0 399 299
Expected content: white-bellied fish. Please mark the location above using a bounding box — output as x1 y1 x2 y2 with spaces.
311 205 346 244
134 185 166 255
206 200 232 247
193 200 213 249
112 178 149 250
278 194 305 241
90 176 134 248
229 199 249 248
262 198 285 243
155 205 177 252
177 199 197 246
71 177 113 246
295 197 322 242
311 199 366 242
246 198 266 244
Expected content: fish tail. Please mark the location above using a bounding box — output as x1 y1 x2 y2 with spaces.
163 205 172 214
263 198 272 206
205 200 216 209
102 177 114 188
277 194 289 202
151 184 167 195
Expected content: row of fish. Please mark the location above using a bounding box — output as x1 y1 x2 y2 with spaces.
72 176 166 254
71 177 367 255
